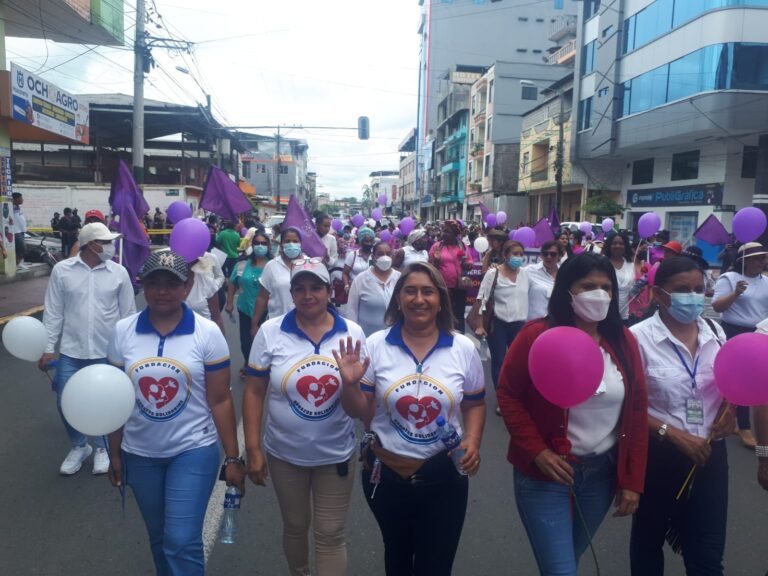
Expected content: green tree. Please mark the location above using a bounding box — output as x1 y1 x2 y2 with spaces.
361 184 373 214
582 193 624 218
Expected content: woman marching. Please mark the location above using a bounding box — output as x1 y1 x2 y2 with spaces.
429 220 471 332
392 228 430 270
629 256 734 576
342 226 376 293
497 253 648 576
334 262 486 576
528 240 562 321
243 259 366 576
346 240 401 336
605 232 635 323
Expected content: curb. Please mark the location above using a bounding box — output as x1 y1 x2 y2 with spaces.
0 305 45 326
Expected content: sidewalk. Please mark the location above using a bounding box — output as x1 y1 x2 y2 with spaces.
0 264 50 324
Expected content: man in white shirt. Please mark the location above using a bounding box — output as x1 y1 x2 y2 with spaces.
11 192 27 267
38 223 136 475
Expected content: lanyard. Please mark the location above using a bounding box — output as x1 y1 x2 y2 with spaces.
669 341 699 390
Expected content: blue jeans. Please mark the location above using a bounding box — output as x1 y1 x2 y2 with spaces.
55 355 108 449
514 450 617 576
488 317 524 390
123 443 220 576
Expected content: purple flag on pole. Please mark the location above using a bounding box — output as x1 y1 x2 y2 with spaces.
548 206 561 236
109 160 150 281
479 201 491 221
200 166 253 222
694 214 731 246
283 195 327 258
533 218 555 247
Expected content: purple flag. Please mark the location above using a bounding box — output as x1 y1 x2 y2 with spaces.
533 218 555 248
109 160 150 281
200 166 252 222
283 195 327 258
548 206 561 236
479 201 491 222
694 214 731 246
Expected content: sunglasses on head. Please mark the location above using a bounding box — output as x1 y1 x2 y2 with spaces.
292 256 323 267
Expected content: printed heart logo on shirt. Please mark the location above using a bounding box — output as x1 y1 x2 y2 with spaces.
395 396 442 429
296 374 340 407
138 376 179 410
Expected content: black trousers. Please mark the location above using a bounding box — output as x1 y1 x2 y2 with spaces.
237 310 253 365
362 452 468 576
720 321 756 430
630 438 728 576
448 287 466 333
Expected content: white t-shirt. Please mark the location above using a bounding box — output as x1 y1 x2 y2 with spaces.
567 348 625 456
713 271 768 328
613 260 635 320
345 249 371 282
527 262 556 321
361 324 485 459
345 268 401 336
259 257 297 319
187 253 225 320
402 245 429 267
108 305 231 458
478 266 530 323
247 308 366 466
322 234 339 269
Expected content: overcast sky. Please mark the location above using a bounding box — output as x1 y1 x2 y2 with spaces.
6 0 419 199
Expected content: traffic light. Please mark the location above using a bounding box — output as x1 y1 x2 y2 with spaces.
358 116 370 140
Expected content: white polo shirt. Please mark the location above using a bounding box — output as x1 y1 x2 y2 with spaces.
247 308 366 466
631 312 726 438
259 256 299 319
527 262 556 321
108 304 231 458
361 324 485 459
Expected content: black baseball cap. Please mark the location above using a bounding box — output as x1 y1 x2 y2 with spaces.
140 250 189 282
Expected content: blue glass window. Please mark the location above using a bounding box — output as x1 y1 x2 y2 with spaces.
578 97 593 131
667 44 726 101
731 43 768 90
583 40 596 75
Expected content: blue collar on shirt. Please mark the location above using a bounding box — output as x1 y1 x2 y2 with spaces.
385 321 454 367
136 303 196 337
280 307 348 353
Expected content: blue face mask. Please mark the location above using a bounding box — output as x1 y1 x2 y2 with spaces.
252 245 268 257
508 256 525 269
283 242 302 259
663 290 705 324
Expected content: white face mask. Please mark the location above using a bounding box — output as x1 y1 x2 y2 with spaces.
374 255 393 271
97 243 115 263
570 289 611 323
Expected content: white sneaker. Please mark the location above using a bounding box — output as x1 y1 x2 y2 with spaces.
92 447 110 475
59 445 93 475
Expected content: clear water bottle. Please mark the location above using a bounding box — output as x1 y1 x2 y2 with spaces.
219 485 241 544
477 337 490 361
436 415 467 476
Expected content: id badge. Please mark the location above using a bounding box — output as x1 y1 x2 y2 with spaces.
685 398 704 425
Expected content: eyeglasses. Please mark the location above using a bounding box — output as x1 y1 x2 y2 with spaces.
252 241 268 246
541 251 559 258
292 257 323 267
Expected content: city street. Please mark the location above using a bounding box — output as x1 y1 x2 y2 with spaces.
1 303 767 575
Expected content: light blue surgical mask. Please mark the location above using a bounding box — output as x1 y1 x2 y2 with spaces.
252 245 268 257
283 242 302 259
508 256 525 269
662 290 705 324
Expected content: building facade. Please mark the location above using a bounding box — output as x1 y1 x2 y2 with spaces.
573 0 768 241
398 129 417 217
370 171 400 216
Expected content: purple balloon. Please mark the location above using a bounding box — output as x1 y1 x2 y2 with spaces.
241 228 248 237
399 217 415 235
166 201 192 224
170 218 210 263
732 207 767 243
602 218 614 233
485 214 497 228
458 219 465 228
352 213 365 228
331 218 343 232
380 230 392 242
515 226 536 248
496 211 507 225
378 194 387 206
579 221 592 235
637 212 661 239
508 230 516 240
372 208 383 221
393 229 403 239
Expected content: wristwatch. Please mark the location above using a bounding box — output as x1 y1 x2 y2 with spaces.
657 423 668 440
224 456 245 467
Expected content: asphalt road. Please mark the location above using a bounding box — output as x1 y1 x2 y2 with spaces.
1 310 767 575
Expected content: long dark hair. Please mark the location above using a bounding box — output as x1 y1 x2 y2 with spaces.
605 231 632 262
384 262 455 333
548 253 631 373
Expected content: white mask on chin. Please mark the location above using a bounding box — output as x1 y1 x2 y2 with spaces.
570 289 611 322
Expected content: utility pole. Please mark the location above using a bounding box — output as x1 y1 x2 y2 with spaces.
132 0 146 184
554 89 564 221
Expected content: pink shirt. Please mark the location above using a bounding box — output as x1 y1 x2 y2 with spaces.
429 243 466 288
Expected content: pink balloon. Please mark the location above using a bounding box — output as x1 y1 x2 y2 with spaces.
372 208 383 221
646 261 660 286
380 230 392 242
714 333 768 406
399 217 415 235
169 218 210 263
529 327 605 408
732 207 767 243
638 212 661 238
515 226 536 248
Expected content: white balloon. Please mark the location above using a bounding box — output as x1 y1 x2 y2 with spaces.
61 364 136 436
2 316 48 362
474 236 490 254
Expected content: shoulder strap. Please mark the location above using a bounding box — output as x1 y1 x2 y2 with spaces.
489 267 500 298
703 317 723 347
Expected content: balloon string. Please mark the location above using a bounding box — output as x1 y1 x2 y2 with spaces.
675 404 730 501
103 435 126 518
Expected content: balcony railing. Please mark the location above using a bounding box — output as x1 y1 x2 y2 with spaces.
549 15 577 42
547 39 576 65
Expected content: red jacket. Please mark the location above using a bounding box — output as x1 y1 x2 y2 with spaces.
497 319 649 494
